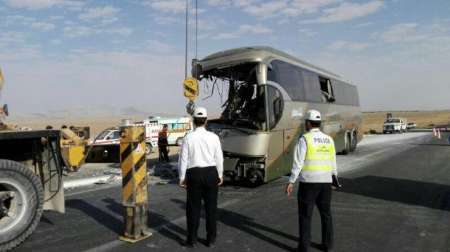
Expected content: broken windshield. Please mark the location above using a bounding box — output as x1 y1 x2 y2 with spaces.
201 63 266 130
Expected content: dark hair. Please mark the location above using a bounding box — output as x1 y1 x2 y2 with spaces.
306 120 321 128
193 117 207 126
163 124 168 128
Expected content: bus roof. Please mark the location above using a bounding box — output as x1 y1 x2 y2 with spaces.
199 46 347 82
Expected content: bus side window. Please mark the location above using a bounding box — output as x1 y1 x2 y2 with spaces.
319 77 335 103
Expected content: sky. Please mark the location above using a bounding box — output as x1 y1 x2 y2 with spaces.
1 0 450 117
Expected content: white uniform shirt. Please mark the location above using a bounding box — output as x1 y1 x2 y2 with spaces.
178 126 224 181
289 128 338 184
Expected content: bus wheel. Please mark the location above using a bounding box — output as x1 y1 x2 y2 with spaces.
341 133 350 155
350 131 357 152
145 143 152 155
246 169 264 187
0 159 44 251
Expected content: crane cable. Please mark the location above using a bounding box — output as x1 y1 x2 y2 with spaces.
184 0 189 79
184 0 199 78
195 0 198 60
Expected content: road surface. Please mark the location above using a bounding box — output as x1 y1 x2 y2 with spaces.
16 132 450 252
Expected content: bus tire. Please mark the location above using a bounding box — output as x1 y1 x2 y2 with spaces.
341 133 351 155
0 159 44 251
350 131 357 152
246 168 264 187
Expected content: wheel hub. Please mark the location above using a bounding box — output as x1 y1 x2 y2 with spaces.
0 191 14 219
0 180 28 235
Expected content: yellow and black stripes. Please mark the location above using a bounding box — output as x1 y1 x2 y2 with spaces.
119 125 152 242
120 127 148 205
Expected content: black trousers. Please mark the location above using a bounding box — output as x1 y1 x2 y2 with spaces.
186 167 219 243
297 182 333 252
158 146 169 162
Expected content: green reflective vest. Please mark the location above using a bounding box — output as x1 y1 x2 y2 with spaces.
303 132 335 171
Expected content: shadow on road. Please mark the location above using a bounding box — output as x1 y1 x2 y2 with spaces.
170 199 297 251
66 199 123 234
339 176 450 211
66 197 187 244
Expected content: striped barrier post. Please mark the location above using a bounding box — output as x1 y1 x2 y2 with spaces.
119 123 152 242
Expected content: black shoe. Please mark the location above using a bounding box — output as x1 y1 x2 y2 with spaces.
206 238 216 248
182 240 197 248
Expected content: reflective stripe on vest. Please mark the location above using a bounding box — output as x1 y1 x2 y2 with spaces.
303 132 335 171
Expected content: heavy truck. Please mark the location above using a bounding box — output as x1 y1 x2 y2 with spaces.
0 69 67 251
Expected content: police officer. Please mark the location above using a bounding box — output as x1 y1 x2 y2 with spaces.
178 107 224 248
285 109 339 252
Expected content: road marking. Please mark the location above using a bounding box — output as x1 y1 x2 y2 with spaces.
83 198 241 252
65 183 121 198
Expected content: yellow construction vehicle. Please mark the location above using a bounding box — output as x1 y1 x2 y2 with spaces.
60 126 90 171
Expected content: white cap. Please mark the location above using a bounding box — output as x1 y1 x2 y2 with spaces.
193 107 208 118
305 109 321 121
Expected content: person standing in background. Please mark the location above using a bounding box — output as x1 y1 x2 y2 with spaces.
158 124 170 162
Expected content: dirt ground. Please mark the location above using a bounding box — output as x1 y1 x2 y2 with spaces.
7 110 450 138
362 110 450 133
8 116 145 138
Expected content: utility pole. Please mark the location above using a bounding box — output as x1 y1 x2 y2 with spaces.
185 0 189 79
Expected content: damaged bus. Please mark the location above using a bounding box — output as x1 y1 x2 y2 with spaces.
192 47 362 185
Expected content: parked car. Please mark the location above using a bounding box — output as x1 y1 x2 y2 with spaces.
407 122 417 129
383 118 407 134
90 128 120 146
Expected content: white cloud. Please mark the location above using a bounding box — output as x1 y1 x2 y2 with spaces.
154 16 179 25
377 21 450 46
354 21 374 28
145 0 186 14
79 6 120 22
207 0 255 7
380 23 421 43
303 1 384 23
49 15 65 21
285 0 340 16
63 26 95 38
63 25 133 38
4 0 84 10
3 15 35 26
31 21 56 31
327 40 372 51
0 31 26 47
0 46 41 61
243 1 289 17
0 32 42 61
105 27 133 36
215 24 272 39
299 28 317 37
146 40 174 53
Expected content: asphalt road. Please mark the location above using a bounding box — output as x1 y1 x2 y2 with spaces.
16 133 450 252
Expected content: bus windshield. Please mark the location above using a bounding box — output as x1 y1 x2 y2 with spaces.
202 63 266 130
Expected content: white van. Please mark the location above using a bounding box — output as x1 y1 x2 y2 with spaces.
137 116 193 151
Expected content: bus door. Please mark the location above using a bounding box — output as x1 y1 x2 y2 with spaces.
265 85 286 179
